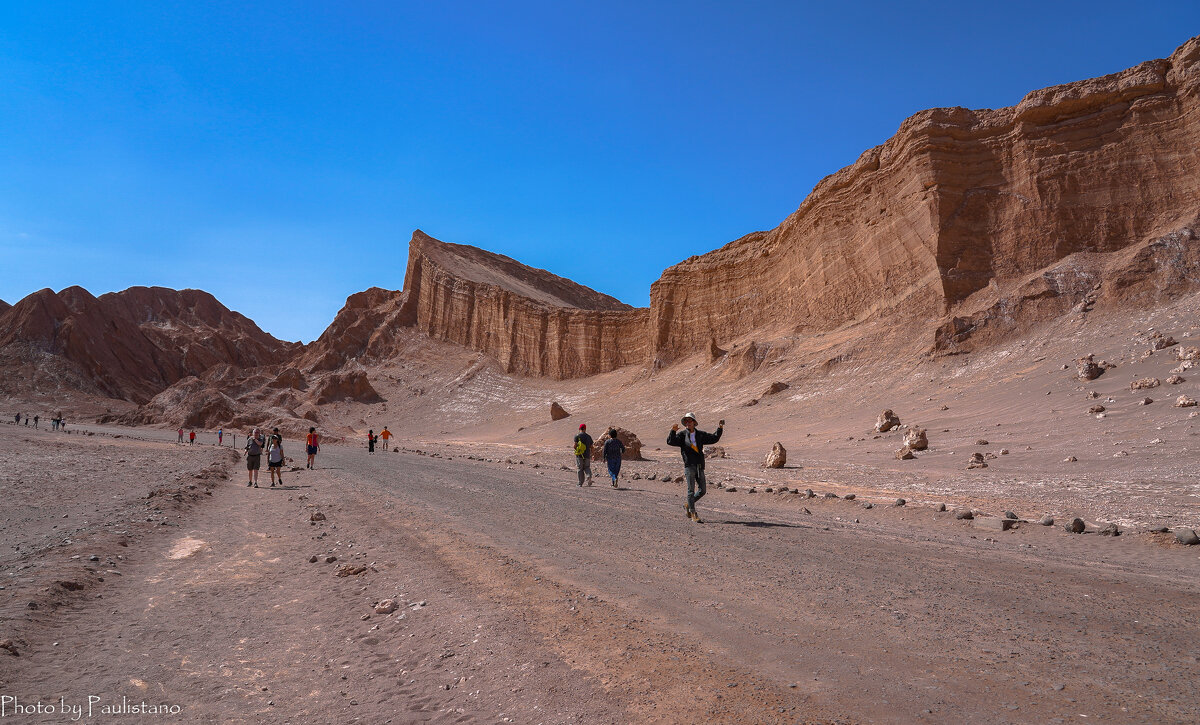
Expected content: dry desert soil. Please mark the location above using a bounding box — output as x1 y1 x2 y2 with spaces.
1 420 1199 724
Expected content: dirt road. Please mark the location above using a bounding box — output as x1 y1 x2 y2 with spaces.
2 425 1199 723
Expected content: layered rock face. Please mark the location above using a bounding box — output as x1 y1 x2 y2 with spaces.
0 286 296 402
397 230 650 378
651 36 1200 362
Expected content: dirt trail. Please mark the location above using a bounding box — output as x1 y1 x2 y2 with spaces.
2 425 1199 723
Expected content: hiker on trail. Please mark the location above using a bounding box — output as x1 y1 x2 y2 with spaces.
667 413 724 523
244 428 265 487
573 424 594 487
380 426 392 451
33 415 39 429
12 413 18 425
305 427 320 469
266 428 285 487
217 428 223 446
602 429 625 488
189 430 196 444
367 429 376 454
23 415 28 426
177 427 184 443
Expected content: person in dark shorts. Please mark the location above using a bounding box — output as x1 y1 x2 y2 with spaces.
244 428 265 487
367 429 376 454
305 427 320 469
266 428 285 486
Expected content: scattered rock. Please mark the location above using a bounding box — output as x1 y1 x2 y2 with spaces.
725 486 737 492
966 452 987 469
955 509 974 520
1063 456 1077 462
335 565 368 577
1076 354 1103 381
705 446 727 459
1113 450 1129 458
940 405 949 411
824 492 837 499
804 489 814 498
999 449 1009 455
1085 390 1099 399
763 442 787 469
310 512 326 522
1066 518 1086 534
1175 395 1198 408
895 447 915 460
1168 375 1186 385
861 502 874 509
1097 523 1120 537
324 555 337 563
550 402 570 420
762 381 790 396
1174 528 1199 545
375 599 399 614
844 494 856 501
975 439 989 446
1130 377 1161 391
895 498 906 507
1004 511 1018 520
1177 346 1200 362
1039 515 1055 526
902 427 928 451
0 639 17 656
934 503 946 512
1088 405 1106 414
308 555 318 563
875 409 901 433
1138 397 1153 406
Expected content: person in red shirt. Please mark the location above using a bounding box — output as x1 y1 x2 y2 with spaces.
189 430 196 444
305 427 320 469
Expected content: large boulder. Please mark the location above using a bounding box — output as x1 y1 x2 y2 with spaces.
550 402 571 420
590 427 644 460
1175 395 1198 408
875 409 901 433
762 381 790 397
1076 354 1103 381
313 371 381 404
763 442 787 468
902 426 928 451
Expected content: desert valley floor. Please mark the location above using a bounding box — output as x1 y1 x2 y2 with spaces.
1 420 1198 724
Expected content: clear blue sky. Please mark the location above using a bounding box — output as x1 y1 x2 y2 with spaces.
2 2 1197 342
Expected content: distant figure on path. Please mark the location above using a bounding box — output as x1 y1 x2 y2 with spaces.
367 429 376 454
244 428 264 487
13 413 19 424
667 413 724 523
305 427 320 469
574 424 594 487
177 427 184 443
189 430 196 444
266 428 285 487
33 415 39 429
602 429 625 488
380 426 392 451
217 428 223 446
23 415 28 426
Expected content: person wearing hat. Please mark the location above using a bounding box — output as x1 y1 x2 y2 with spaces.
573 423 594 487
667 413 724 522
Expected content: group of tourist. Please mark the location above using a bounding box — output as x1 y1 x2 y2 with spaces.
573 413 725 523
11 412 67 430
241 426 322 487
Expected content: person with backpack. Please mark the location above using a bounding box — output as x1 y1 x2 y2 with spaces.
573 424 594 487
602 429 625 488
367 429 376 454
667 413 724 523
244 428 265 487
305 427 320 469
266 428 285 486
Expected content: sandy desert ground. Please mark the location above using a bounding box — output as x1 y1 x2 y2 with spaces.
1 417 1198 724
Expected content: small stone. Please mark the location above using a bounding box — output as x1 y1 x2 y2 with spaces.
895 447 915 460
862 502 874 509
804 489 814 498
310 512 326 522
308 555 318 563
1174 528 1199 545
748 487 757 494
895 498 906 507
975 439 989 446
1097 523 1120 537
1168 375 1185 385
725 486 737 492
375 599 398 614
824 492 837 499
1113 450 1129 458
1175 395 1198 408
1088 405 1106 414
955 509 974 520
1063 456 1077 462
325 555 337 563
764 487 774 493
934 503 946 512
1004 511 1018 520
550 402 571 420
1039 515 1054 527
1066 518 1086 534
1130 377 1161 391
1138 397 1153 406
843 493 856 501
999 448 1009 455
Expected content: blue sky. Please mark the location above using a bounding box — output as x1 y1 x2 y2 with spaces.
1 2 1197 342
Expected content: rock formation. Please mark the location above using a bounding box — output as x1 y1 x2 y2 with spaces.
0 286 295 402
763 442 786 468
875 409 901 433
550 402 571 420
590 427 645 461
903 427 928 451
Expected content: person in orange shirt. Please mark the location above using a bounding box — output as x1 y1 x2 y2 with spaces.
379 426 392 451
305 427 320 469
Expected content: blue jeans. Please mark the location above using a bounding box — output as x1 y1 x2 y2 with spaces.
606 457 621 482
685 464 706 508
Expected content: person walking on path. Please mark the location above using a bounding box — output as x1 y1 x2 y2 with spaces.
33 415 39 429
266 428 285 487
189 429 196 444
305 427 320 469
217 428 223 446
667 413 724 523
244 429 265 487
367 430 376 454
573 424 594 487
602 429 625 488
177 427 184 443
380 426 392 451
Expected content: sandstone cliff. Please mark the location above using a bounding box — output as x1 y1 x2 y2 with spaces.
0 286 296 402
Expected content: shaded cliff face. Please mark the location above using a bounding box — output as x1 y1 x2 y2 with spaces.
397 231 651 379
651 36 1200 362
0 286 297 403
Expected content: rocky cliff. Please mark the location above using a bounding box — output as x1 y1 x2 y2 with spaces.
395 230 650 378
650 36 1200 362
0 286 297 402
